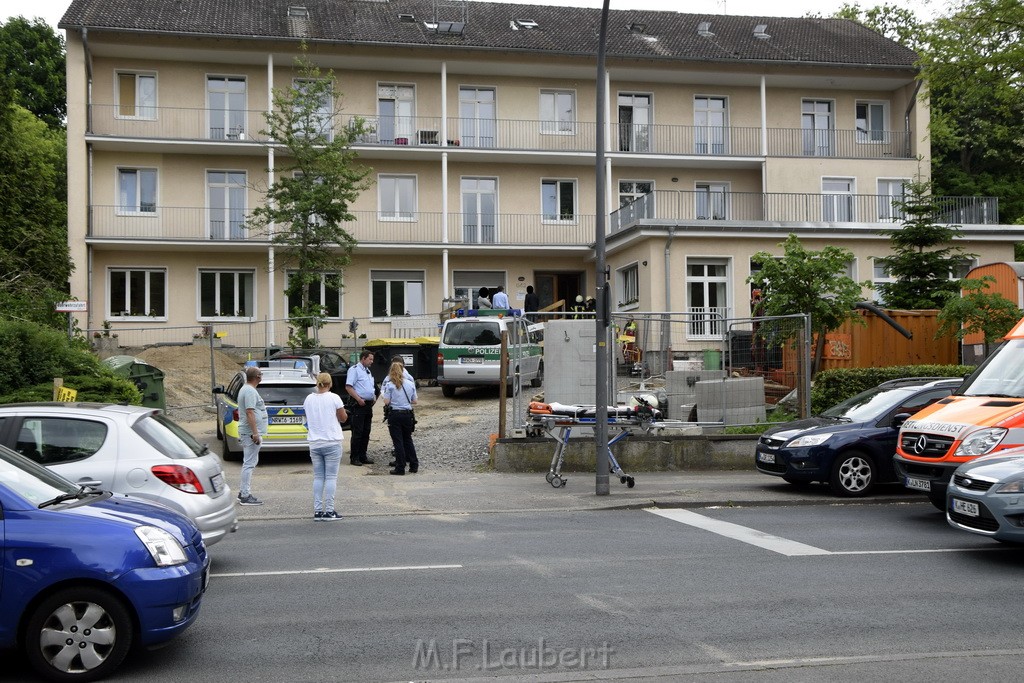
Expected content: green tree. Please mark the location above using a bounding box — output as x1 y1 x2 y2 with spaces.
0 17 66 129
248 55 370 347
0 67 71 328
833 2 929 51
873 179 976 309
748 234 866 374
936 276 1021 357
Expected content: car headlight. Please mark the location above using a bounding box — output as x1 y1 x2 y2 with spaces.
955 428 1007 457
135 525 188 567
994 479 1024 494
787 433 833 448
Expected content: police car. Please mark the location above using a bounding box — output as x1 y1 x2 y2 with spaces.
213 360 316 460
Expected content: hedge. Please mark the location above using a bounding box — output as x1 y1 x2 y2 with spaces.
811 365 976 415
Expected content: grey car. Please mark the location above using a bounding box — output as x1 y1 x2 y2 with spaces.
946 448 1024 543
0 402 238 546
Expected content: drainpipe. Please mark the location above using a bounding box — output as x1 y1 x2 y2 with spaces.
441 61 449 296
664 226 674 311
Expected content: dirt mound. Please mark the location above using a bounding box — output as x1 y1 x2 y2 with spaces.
135 345 243 412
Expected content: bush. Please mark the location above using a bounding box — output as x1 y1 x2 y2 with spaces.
0 320 140 404
811 365 975 414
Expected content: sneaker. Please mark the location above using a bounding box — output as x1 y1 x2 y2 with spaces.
314 511 324 520
322 510 342 520
237 493 264 506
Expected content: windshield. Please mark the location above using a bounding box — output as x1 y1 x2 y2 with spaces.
443 321 502 346
258 384 315 405
134 412 205 459
962 339 1024 397
820 386 915 422
0 443 79 505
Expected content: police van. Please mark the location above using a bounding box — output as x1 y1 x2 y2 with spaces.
437 309 543 398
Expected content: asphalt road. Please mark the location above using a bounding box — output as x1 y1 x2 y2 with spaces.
8 501 1024 682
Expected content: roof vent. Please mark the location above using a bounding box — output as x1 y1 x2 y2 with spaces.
399 13 415 22
754 23 770 39
697 21 713 37
628 22 646 34
515 19 539 29
288 5 309 18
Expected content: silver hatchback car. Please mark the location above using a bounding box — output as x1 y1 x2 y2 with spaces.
0 402 238 546
946 448 1024 544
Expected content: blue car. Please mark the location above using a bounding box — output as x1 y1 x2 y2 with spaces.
0 444 209 681
755 378 961 496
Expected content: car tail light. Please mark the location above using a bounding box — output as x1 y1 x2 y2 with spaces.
232 409 239 422
437 352 444 369
152 465 205 494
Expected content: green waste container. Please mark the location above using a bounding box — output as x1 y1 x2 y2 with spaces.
363 338 421 386
414 336 440 384
702 348 722 371
102 355 166 410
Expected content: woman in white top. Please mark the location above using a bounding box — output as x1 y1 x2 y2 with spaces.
303 372 348 520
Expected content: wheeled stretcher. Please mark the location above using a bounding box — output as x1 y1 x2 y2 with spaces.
527 399 662 489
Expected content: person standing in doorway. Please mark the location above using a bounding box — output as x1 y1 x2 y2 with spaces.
381 360 418 475
477 286 492 309
571 295 587 319
304 372 347 520
236 365 268 506
524 285 540 319
491 285 510 309
344 350 377 466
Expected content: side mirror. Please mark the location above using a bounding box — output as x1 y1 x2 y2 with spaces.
212 386 226 395
893 412 911 429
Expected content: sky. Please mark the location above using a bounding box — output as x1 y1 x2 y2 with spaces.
7 0 944 32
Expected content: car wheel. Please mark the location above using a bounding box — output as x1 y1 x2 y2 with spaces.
216 416 223 441
829 450 875 497
441 385 456 398
531 363 544 388
25 586 133 683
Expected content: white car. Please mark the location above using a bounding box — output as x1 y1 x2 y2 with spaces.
0 402 238 546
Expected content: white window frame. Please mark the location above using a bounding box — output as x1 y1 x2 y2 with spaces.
198 269 256 321
116 167 158 215
370 270 425 318
822 177 855 222
694 95 728 154
540 89 576 135
377 83 416 144
460 176 499 243
617 92 652 153
108 267 167 320
285 270 343 319
458 85 496 148
855 100 888 144
801 99 835 156
695 181 730 220
206 74 248 140
541 178 577 222
378 174 417 221
292 78 334 142
206 170 248 240
115 71 157 119
453 271 506 309
686 258 730 340
877 178 909 222
617 263 640 310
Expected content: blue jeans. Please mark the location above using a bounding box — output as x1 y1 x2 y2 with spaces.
309 443 342 513
239 437 261 496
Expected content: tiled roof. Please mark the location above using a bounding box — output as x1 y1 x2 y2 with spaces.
60 0 919 68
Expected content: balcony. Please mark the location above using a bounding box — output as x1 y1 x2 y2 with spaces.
86 105 914 159
611 190 1001 232
87 206 595 246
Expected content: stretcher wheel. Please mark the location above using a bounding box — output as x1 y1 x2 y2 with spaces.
545 472 554 483
550 477 564 488
626 477 635 488
619 476 627 484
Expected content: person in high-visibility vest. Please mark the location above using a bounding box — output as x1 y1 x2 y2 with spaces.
570 295 586 319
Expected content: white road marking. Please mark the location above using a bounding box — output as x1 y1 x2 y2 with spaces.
648 508 831 556
213 563 462 578
647 508 1000 556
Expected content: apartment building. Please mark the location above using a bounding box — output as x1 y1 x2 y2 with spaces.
60 0 1022 351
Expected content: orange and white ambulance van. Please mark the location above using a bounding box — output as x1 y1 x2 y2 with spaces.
894 316 1024 508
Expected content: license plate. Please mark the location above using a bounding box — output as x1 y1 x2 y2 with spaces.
460 356 483 364
210 472 224 493
952 498 980 517
905 476 932 492
757 451 775 464
272 416 304 424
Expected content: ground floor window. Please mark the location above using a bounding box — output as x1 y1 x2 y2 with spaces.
286 271 342 319
686 259 729 339
109 268 166 318
371 270 424 317
199 269 255 319
617 263 639 308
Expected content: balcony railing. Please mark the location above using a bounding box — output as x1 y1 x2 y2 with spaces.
88 206 595 245
611 191 1000 231
86 104 913 159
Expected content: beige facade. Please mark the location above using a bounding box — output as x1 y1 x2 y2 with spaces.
63 12 1021 353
